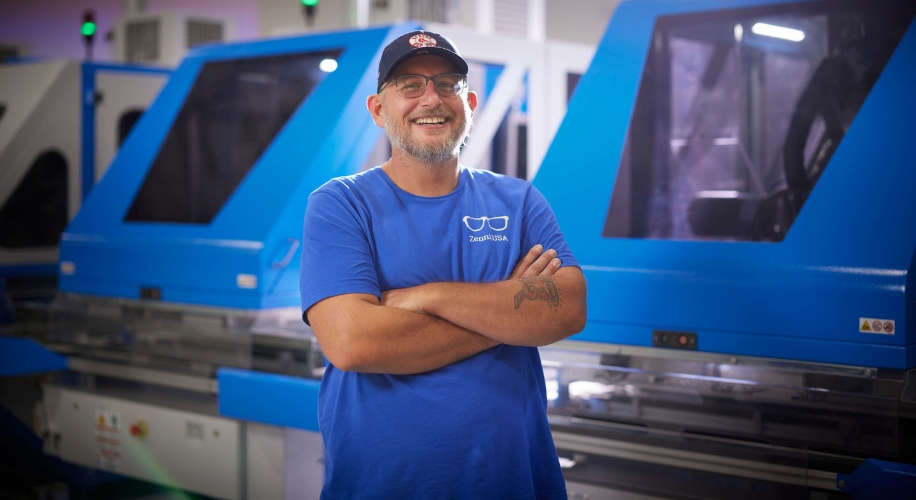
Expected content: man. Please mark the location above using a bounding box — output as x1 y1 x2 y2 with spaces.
300 30 587 499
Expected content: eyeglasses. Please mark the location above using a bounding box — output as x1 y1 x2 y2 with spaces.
382 73 468 98
463 216 509 232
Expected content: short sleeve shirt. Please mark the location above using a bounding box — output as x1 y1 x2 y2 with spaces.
300 166 577 500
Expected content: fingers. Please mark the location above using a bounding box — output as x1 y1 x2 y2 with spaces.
511 245 562 279
522 248 559 278
540 257 562 276
510 244 543 279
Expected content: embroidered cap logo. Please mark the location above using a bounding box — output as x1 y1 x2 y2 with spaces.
409 34 438 48
463 216 509 232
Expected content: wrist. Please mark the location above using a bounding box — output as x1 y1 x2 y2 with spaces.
419 282 442 316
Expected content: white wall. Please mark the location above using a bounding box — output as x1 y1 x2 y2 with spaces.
545 0 622 45
259 0 352 38
256 0 621 47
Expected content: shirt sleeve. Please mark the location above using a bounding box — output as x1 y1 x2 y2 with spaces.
521 185 580 270
299 189 380 323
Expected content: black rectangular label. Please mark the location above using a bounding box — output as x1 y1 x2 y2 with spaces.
652 330 697 350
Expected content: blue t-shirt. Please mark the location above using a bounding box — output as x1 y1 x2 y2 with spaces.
300 166 577 499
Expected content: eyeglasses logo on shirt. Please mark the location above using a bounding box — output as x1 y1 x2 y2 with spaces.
463 215 509 242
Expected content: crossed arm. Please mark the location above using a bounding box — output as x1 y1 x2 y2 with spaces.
306 245 587 375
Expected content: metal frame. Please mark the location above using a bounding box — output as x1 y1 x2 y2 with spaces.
427 22 594 179
79 62 171 201
551 428 839 491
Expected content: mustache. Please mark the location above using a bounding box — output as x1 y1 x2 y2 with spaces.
408 108 456 121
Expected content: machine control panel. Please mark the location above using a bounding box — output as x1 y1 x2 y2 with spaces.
653 330 697 350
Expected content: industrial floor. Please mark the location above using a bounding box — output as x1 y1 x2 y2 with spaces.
0 473 217 500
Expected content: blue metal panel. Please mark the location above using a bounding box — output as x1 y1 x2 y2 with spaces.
61 23 419 310
534 0 916 368
0 337 68 376
217 367 320 432
837 459 916 500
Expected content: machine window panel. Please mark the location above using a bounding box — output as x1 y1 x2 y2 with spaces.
125 48 343 224
0 150 68 248
603 1 916 241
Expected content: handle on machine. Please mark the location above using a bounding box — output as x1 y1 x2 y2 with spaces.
272 237 300 269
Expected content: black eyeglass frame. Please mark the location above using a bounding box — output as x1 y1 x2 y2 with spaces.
380 73 469 98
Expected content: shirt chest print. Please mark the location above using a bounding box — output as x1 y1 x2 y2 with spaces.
463 215 510 243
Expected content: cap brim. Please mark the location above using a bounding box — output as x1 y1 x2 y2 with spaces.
379 47 470 91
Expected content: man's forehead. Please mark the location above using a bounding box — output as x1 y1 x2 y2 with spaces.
390 54 460 77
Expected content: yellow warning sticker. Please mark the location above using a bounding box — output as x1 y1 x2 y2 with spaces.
859 317 894 335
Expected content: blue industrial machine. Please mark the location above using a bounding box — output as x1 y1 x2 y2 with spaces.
58 33 386 309
536 0 916 498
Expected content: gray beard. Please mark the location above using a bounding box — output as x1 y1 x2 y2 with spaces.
383 107 473 165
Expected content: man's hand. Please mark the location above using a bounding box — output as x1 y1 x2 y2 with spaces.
380 287 426 315
510 244 561 279
382 244 562 315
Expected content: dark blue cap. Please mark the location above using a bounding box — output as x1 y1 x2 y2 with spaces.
377 30 469 92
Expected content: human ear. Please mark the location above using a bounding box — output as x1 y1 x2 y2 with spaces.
367 94 385 128
466 91 479 114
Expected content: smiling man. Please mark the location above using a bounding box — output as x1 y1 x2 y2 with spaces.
299 30 587 499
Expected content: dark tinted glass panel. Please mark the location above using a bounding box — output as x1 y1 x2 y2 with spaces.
603 1 915 241
118 108 144 146
0 150 68 248
125 49 343 224
566 72 582 104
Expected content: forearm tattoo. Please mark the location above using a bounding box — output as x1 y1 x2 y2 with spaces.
514 276 560 311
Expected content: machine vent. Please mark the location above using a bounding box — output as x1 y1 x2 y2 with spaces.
408 0 450 24
186 19 224 49
126 19 160 63
494 0 528 37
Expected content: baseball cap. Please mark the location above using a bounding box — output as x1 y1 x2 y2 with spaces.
377 30 469 92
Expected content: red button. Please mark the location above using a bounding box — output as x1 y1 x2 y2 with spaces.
678 335 687 346
129 421 148 438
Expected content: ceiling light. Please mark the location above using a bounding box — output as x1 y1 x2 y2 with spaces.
319 58 338 72
751 22 805 42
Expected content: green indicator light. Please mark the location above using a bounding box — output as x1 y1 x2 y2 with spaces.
301 0 319 6
81 22 96 36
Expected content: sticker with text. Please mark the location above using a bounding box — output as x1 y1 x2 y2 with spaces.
95 409 122 472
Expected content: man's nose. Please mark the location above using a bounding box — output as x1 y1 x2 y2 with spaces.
418 80 443 105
